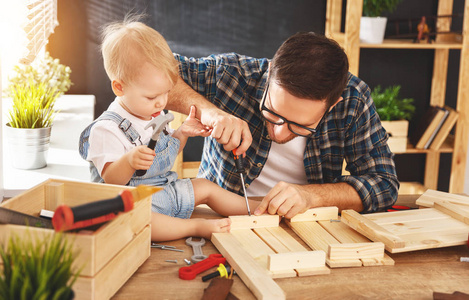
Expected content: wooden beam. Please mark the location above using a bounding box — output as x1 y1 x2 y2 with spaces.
229 214 280 230
416 189 469 208
212 233 286 300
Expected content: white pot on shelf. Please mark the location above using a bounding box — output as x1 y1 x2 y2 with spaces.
360 17 388 44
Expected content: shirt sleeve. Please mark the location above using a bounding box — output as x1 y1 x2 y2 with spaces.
334 83 399 213
87 121 127 176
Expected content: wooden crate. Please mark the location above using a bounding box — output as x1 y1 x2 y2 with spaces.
0 179 152 300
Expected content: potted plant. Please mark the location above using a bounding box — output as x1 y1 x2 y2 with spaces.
360 0 402 44
372 85 415 152
3 52 72 169
0 233 79 299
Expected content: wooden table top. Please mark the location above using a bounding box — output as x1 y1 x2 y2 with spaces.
112 203 469 300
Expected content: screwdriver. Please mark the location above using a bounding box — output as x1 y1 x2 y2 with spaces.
232 149 251 216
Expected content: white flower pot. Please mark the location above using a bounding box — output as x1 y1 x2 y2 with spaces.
5 124 51 169
360 17 388 44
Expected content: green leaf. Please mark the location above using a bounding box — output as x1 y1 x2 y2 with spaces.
363 0 402 17
372 85 415 121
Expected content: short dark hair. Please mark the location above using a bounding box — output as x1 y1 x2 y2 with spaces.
270 32 349 108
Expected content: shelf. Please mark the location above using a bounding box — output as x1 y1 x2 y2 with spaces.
360 39 463 50
392 137 455 154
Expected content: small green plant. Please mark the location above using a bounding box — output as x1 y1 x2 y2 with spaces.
372 85 415 121
363 0 402 17
0 233 79 300
5 52 72 98
7 80 60 128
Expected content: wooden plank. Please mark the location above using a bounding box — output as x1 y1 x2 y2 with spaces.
264 226 308 252
341 210 406 250
289 207 339 222
325 0 343 36
390 230 469 253
424 151 440 190
229 214 280 230
254 227 291 253
268 251 327 272
379 215 468 236
364 208 446 225
212 232 286 300
416 189 469 208
328 242 384 260
344 0 363 76
434 201 469 225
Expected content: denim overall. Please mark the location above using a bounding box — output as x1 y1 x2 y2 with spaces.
79 111 195 218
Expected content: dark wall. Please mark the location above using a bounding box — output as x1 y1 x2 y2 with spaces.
48 0 464 192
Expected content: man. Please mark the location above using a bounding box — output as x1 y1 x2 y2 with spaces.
166 32 399 218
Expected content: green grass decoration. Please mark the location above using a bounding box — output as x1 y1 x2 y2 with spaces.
372 85 415 121
7 80 60 129
0 233 79 300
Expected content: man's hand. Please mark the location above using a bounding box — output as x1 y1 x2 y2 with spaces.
254 181 312 219
180 106 212 138
200 107 252 154
126 145 156 170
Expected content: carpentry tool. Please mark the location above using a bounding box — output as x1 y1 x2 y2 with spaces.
186 237 208 263
179 254 226 280
232 149 251 216
136 112 174 176
0 207 53 229
52 185 160 232
386 205 415 212
202 264 233 282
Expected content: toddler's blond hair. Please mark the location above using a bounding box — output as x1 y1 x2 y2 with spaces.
101 18 178 86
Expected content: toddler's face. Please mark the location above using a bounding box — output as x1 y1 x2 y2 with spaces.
120 62 173 120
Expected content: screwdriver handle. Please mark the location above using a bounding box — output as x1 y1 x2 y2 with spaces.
52 190 134 232
232 150 245 173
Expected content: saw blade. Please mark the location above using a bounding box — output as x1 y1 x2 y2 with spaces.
0 207 53 229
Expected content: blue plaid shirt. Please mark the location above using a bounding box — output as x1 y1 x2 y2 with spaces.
175 53 399 213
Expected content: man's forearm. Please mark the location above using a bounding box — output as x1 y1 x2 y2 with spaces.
305 182 364 212
167 77 217 119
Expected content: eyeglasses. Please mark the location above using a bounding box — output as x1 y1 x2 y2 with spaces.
259 83 327 137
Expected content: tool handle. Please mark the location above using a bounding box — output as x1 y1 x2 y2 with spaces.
136 138 158 177
52 190 134 231
232 150 245 173
179 254 226 280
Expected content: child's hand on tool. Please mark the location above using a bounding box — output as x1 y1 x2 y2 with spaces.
126 145 156 170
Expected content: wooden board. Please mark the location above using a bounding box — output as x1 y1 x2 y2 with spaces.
341 208 469 253
416 189 469 208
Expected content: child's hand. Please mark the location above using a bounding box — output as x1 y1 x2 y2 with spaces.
180 106 212 137
126 145 155 170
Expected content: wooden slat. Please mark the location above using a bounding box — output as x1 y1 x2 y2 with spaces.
212 233 286 300
325 0 343 36
364 208 447 225
344 0 363 75
44 182 64 211
424 151 440 190
229 214 280 230
328 242 384 260
289 207 339 222
341 210 406 250
268 251 327 271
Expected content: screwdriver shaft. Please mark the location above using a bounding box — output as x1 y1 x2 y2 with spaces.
239 173 251 216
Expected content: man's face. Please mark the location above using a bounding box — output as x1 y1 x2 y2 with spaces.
261 82 329 144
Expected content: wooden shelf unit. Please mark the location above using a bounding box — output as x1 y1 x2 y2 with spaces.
326 0 469 193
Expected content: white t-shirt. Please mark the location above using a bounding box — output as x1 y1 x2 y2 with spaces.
246 136 309 197
87 99 154 175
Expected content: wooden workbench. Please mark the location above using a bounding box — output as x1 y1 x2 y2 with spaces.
112 204 469 300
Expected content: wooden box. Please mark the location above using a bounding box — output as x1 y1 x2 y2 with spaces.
381 120 408 153
0 179 152 300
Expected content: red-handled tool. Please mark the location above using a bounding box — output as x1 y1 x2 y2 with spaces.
179 254 226 280
232 149 251 216
52 190 134 232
